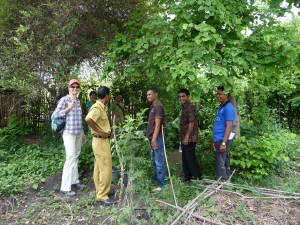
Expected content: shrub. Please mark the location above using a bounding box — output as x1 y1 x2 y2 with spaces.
230 129 296 180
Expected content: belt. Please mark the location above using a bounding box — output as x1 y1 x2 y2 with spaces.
93 134 110 139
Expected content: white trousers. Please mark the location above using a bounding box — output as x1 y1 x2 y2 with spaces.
60 130 83 191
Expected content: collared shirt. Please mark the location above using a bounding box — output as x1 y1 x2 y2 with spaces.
86 100 111 135
213 101 235 142
147 101 164 139
180 101 199 143
54 95 83 134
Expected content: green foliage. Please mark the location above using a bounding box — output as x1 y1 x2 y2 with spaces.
112 109 150 176
0 115 30 151
0 0 146 97
197 129 215 178
230 129 299 180
0 143 64 195
105 0 300 99
79 133 95 172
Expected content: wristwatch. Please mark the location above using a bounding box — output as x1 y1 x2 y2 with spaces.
222 141 226 146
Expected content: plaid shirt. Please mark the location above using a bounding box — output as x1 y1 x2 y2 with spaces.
54 95 83 134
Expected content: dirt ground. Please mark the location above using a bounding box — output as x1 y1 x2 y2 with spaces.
1 150 300 225
0 171 112 225
0 151 183 225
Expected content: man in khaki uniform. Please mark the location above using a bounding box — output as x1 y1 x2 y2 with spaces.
85 86 115 206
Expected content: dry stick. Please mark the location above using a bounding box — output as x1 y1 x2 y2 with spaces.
203 179 300 196
162 125 178 208
190 184 248 199
203 180 300 201
54 194 73 225
189 184 300 199
170 178 221 223
5 199 15 212
156 200 226 225
170 179 220 225
171 169 236 225
184 202 201 225
111 116 126 224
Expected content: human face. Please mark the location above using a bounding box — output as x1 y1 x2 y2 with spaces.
178 92 189 104
69 84 80 95
104 94 110 104
147 90 157 103
90 93 97 102
115 95 122 102
216 89 228 104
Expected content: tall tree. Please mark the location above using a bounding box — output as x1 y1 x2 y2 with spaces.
0 0 147 95
104 0 300 97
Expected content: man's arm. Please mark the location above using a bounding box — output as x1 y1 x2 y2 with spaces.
151 117 162 150
85 117 108 138
220 121 233 152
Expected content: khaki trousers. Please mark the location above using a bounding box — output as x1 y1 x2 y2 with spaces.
92 137 112 201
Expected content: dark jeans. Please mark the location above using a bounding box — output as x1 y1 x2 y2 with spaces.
213 140 232 180
149 137 167 188
181 142 202 180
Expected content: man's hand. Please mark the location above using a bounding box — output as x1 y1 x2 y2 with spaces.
67 100 76 110
220 144 226 152
101 133 108 138
151 139 158 150
182 136 189 145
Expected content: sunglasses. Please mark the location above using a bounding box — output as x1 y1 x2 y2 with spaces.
70 86 80 89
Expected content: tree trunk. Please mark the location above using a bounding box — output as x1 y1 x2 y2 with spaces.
230 96 240 137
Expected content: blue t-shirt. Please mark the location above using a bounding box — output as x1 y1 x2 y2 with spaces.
213 102 235 142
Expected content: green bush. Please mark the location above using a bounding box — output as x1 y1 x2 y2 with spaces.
230 129 297 180
0 143 64 195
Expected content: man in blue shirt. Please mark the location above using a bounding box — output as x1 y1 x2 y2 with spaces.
213 86 235 181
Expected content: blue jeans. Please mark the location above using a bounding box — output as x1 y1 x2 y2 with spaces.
149 137 167 188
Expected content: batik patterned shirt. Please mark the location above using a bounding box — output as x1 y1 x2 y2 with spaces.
180 101 199 143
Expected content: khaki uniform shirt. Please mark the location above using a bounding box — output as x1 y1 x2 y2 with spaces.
87 101 111 135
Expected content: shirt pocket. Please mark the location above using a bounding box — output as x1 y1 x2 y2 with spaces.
100 111 109 122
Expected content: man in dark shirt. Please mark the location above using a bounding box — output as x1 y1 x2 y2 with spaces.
146 88 167 192
179 88 202 182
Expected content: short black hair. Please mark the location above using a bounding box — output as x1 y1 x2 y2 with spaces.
217 86 231 97
178 88 190 96
98 86 110 99
89 91 97 96
217 86 224 91
148 87 158 93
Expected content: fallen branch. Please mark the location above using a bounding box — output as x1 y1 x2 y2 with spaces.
190 185 300 200
156 200 225 225
171 170 236 225
203 179 300 197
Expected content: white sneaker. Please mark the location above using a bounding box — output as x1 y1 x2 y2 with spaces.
152 187 162 192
